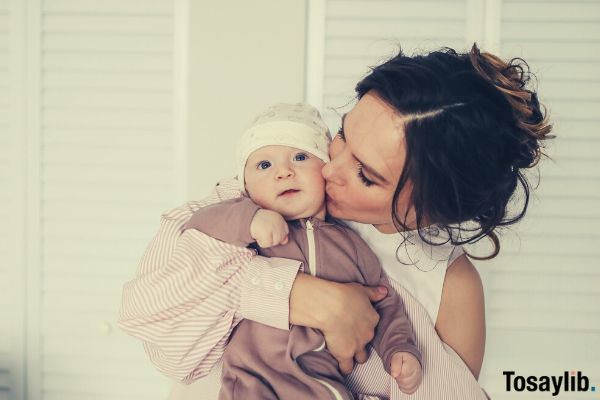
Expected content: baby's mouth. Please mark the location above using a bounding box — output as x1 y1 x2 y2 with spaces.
278 189 300 197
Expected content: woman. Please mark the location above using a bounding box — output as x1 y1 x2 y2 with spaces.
119 43 552 399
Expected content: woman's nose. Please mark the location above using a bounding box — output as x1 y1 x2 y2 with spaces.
322 161 343 185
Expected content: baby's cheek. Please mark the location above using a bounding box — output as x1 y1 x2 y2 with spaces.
311 173 327 194
253 193 274 210
246 184 273 209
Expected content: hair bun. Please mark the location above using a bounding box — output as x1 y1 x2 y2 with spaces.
468 43 554 167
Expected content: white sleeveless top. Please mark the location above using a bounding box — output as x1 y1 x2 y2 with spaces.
344 221 465 324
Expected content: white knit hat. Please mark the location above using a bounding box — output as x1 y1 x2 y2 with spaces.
236 103 331 191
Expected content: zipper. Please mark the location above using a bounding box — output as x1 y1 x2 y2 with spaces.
304 220 345 400
305 220 316 276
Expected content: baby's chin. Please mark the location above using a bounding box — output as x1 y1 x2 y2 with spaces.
279 210 314 221
278 205 325 221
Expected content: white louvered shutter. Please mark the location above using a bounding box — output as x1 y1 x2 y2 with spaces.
0 0 10 394
1 0 24 399
314 1 599 399
478 1 600 398
33 1 180 399
319 0 468 132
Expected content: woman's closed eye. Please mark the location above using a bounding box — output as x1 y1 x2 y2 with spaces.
337 127 375 187
357 163 374 186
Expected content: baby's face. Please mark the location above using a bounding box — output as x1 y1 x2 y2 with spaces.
244 145 326 220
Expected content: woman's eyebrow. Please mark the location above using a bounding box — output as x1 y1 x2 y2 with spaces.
341 113 389 185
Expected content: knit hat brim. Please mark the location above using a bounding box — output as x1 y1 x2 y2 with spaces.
236 104 331 192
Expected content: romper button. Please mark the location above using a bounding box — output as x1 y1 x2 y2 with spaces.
274 281 283 291
251 277 260 286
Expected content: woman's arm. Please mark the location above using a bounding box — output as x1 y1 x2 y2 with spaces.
435 254 486 380
118 213 302 383
117 181 302 384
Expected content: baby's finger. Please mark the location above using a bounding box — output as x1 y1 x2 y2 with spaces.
398 383 418 395
390 360 403 378
272 228 285 245
267 232 279 248
280 234 289 245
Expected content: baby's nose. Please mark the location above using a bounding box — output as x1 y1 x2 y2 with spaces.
276 166 294 179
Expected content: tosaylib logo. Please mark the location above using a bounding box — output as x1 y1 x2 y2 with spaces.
503 370 595 396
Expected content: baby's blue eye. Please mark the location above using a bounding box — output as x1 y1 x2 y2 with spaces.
295 153 308 161
258 161 271 170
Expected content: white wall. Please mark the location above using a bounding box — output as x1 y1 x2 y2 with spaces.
172 2 307 397
186 1 307 200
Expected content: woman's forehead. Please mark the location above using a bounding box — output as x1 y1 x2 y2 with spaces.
346 93 405 174
349 92 402 128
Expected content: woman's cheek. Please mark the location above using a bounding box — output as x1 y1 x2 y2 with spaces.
354 186 389 219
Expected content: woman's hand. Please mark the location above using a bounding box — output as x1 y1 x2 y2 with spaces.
289 274 388 375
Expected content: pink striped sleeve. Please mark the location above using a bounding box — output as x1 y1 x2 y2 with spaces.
117 180 301 384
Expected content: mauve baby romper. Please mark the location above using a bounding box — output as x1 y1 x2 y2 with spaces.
182 196 422 400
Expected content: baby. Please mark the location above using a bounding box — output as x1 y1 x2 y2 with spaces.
182 103 423 399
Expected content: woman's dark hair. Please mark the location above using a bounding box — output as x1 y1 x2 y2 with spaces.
355 43 554 259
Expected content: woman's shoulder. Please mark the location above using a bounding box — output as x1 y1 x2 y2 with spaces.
439 253 484 327
161 178 243 221
444 253 482 288
437 253 485 378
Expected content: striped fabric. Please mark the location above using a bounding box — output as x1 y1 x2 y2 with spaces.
119 178 490 399
117 180 302 383
346 278 491 400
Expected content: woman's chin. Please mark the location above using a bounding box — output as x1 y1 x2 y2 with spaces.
325 200 343 219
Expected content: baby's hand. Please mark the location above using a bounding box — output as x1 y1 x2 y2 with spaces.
250 209 289 248
390 351 423 395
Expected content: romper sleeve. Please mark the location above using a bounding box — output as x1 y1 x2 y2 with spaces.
347 229 422 375
181 196 261 248
117 179 301 384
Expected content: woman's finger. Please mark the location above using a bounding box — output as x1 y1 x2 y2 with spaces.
364 285 388 302
354 348 368 364
338 357 354 375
